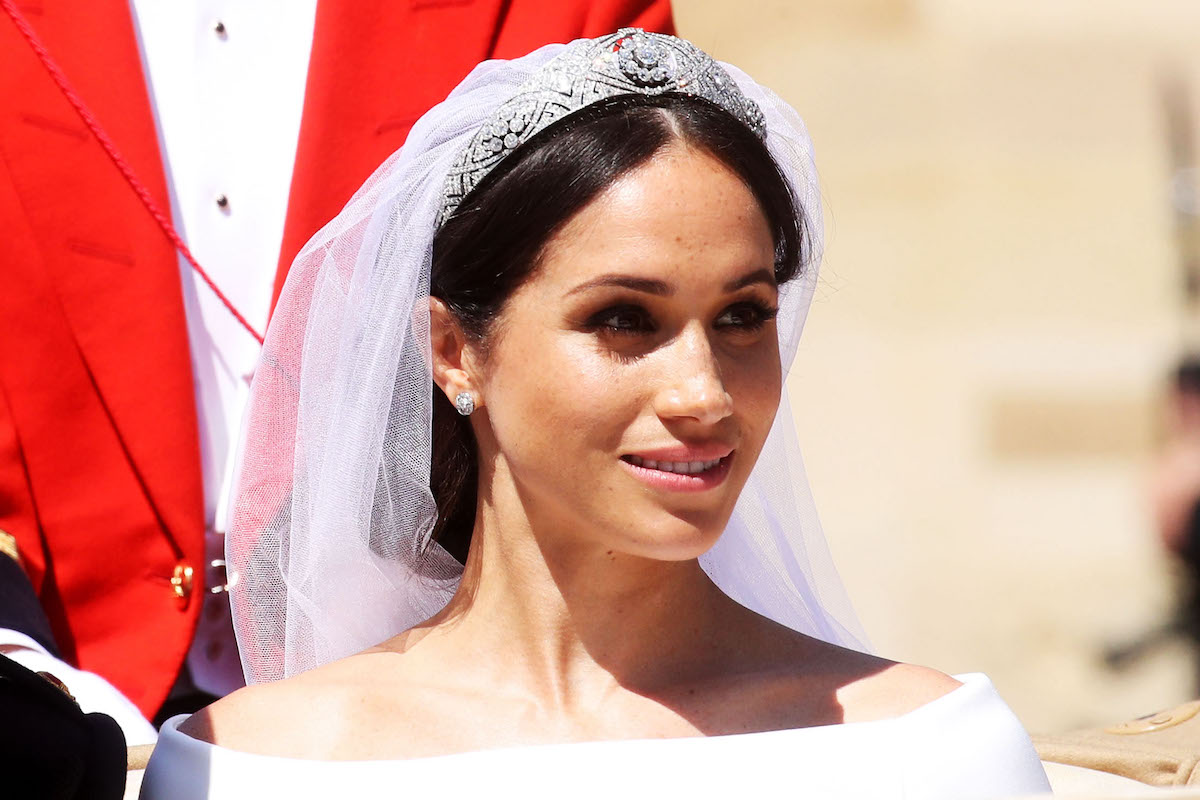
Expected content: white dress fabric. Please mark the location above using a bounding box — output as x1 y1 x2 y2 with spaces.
140 674 1050 799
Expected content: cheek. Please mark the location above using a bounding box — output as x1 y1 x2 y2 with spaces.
725 344 783 438
483 328 642 464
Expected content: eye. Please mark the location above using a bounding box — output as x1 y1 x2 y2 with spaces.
715 301 779 331
586 304 657 335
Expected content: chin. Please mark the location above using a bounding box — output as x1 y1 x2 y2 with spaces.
620 513 728 562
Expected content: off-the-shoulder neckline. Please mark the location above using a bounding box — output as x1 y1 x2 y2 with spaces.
163 672 991 765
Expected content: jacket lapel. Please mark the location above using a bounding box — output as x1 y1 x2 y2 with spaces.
1 0 204 558
272 0 509 305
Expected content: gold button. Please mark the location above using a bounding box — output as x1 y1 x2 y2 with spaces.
171 563 194 604
0 528 21 566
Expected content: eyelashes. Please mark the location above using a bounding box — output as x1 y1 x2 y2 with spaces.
584 301 780 337
715 301 780 331
585 304 655 335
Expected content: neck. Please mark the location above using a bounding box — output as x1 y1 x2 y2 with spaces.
422 471 743 709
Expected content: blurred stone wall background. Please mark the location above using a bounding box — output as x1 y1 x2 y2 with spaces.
674 0 1200 733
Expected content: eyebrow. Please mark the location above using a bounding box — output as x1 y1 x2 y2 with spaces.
566 268 776 297
724 268 776 292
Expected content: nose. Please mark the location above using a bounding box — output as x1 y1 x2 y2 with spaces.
653 324 734 426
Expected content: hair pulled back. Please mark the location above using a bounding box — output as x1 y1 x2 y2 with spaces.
428 94 806 563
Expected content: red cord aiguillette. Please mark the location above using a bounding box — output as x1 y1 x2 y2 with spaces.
2 0 266 345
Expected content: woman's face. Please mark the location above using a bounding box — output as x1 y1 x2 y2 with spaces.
472 142 783 560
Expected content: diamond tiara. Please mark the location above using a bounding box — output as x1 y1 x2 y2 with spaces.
438 29 767 227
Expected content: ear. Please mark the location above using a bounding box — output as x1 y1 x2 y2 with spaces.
429 297 481 408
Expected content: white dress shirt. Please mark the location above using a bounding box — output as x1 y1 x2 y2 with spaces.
127 0 319 701
127 0 318 535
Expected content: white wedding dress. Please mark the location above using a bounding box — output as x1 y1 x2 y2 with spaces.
140 673 1050 799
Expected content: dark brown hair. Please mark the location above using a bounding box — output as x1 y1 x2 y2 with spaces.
428 94 806 563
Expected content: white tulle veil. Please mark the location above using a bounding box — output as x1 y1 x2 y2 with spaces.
226 32 871 685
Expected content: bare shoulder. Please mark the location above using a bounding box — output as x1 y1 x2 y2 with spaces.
731 616 963 727
831 654 963 723
176 656 379 759
755 626 962 723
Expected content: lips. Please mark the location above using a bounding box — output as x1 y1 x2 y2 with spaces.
619 444 735 492
623 443 734 463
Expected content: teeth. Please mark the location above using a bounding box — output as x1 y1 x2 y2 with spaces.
626 455 724 474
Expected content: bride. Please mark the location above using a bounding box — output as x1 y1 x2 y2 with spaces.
141 30 1049 797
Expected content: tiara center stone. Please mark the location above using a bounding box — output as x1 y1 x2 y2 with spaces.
617 34 673 87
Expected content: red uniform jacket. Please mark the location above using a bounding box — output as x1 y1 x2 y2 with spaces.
0 0 673 718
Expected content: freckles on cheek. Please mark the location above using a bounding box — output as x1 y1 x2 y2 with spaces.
728 355 783 438
543 343 637 450
491 330 607 432
547 345 623 419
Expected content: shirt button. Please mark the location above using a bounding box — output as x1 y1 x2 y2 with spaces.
213 20 227 37
215 193 229 210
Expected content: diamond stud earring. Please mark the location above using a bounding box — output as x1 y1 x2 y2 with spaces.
454 392 475 416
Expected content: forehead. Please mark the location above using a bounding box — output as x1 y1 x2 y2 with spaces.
530 144 776 294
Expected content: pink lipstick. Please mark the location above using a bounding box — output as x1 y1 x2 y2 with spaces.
619 444 734 492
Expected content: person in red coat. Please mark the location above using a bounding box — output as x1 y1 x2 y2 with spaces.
0 0 673 736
